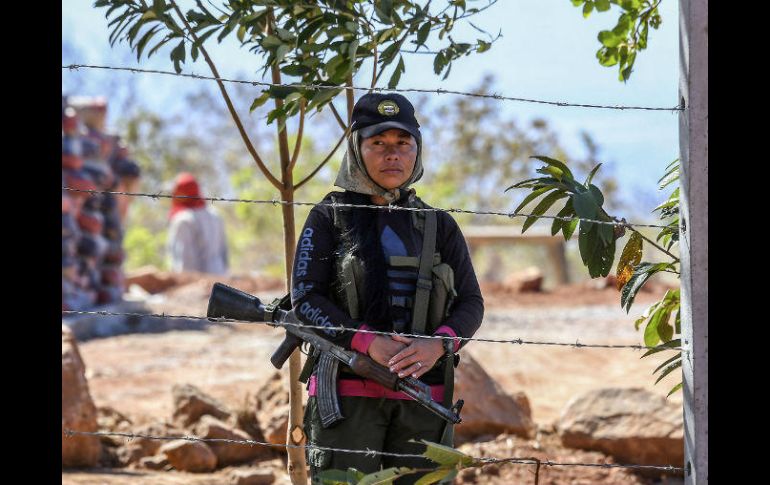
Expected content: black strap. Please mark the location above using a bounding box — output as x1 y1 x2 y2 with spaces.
411 210 437 334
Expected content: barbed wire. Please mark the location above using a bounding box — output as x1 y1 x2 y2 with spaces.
62 187 671 230
62 64 683 112
61 310 684 351
63 429 684 473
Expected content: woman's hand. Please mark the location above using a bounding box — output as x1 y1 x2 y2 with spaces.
387 334 445 379
368 335 408 367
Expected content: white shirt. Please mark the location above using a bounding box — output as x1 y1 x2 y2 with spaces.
167 207 229 275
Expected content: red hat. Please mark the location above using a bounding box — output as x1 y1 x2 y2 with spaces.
169 172 206 220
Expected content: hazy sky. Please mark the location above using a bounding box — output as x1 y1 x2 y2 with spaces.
62 0 680 218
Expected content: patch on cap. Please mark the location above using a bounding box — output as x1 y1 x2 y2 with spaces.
377 100 400 116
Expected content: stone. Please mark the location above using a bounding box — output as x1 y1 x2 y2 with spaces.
228 468 276 485
139 454 170 470
194 415 271 466
503 266 543 293
254 372 290 445
125 267 179 294
159 439 217 472
97 405 132 431
454 353 535 442
172 383 231 427
62 325 101 467
558 387 684 473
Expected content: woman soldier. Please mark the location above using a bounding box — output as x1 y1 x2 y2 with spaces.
290 93 484 484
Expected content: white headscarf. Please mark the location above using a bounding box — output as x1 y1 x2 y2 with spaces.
333 130 424 204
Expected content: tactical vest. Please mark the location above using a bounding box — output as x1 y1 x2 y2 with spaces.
328 191 458 334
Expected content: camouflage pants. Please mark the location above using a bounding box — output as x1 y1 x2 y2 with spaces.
304 395 446 485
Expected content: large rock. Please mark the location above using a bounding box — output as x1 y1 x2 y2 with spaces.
115 422 184 466
62 325 101 467
159 439 217 472
558 387 684 472
228 468 276 485
194 415 271 466
254 372 290 445
454 353 535 442
172 383 231 427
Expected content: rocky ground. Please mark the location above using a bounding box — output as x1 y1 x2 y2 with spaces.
63 273 684 484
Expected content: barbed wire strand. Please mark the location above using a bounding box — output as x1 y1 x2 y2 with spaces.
60 310 684 351
63 64 683 112
62 429 684 473
62 187 671 230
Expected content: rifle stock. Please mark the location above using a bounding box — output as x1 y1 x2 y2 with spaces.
207 282 301 369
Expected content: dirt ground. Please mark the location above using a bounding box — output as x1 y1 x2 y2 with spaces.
63 276 684 485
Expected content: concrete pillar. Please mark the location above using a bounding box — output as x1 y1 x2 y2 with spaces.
678 0 708 483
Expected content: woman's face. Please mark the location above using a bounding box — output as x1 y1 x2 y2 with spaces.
360 128 417 190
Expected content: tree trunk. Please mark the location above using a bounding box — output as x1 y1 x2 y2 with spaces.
269 13 308 478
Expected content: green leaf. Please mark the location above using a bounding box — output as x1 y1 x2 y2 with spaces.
513 186 557 215
654 360 682 384
388 55 405 89
414 468 457 485
536 165 564 181
249 91 271 112
620 262 667 312
358 467 412 485
135 25 161 60
433 51 447 75
598 30 622 48
597 46 619 67
275 43 292 63
551 199 574 236
419 440 475 467
641 339 681 358
170 40 185 73
598 220 614 246
578 223 599 266
416 21 431 46
595 0 611 11
522 190 568 233
588 184 605 207
562 217 579 241
505 176 557 191
643 309 663 347
584 163 602 186
571 190 600 232
583 1 594 18
596 237 616 277
653 353 681 375
316 469 353 484
667 382 683 397
531 155 575 180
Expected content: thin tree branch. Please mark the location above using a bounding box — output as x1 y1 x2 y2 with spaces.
168 0 281 189
371 42 378 90
328 102 347 132
346 74 354 124
295 126 351 190
288 98 306 172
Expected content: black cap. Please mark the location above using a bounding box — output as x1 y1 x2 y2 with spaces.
350 93 421 141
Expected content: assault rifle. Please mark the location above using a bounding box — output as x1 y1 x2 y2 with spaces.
207 282 463 428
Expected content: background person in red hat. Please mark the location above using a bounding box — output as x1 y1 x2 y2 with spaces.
166 172 229 275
